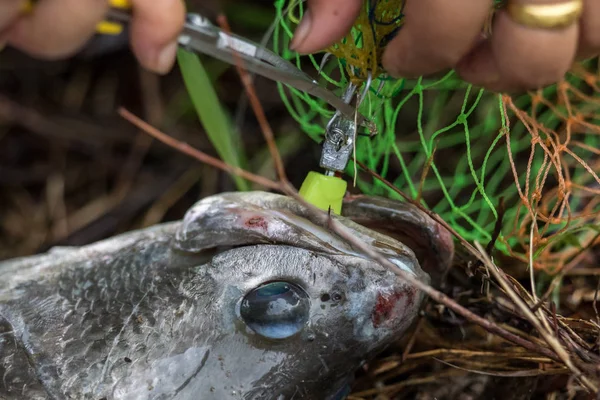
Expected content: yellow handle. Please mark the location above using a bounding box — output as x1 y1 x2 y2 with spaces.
22 0 132 35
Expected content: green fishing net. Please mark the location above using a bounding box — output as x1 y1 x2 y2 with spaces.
272 0 600 273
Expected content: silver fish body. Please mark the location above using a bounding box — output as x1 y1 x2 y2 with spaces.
0 192 448 400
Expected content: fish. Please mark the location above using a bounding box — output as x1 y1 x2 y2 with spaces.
0 191 453 400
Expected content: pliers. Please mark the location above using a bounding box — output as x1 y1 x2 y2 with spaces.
319 84 358 175
320 73 376 176
23 0 369 128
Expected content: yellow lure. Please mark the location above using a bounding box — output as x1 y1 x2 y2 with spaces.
326 0 405 85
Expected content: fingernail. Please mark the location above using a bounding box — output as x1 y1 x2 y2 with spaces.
289 12 312 52
154 41 178 75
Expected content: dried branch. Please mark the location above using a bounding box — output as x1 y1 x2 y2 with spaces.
117 108 280 192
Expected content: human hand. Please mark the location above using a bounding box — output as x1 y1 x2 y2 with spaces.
1 0 185 74
289 0 598 92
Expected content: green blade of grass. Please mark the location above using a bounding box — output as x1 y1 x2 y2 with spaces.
177 48 250 191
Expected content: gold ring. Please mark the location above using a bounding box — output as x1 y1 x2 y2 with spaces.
506 0 583 29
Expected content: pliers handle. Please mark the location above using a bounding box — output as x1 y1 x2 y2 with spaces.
22 0 132 36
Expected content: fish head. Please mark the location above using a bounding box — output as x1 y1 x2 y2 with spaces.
0 191 442 400
169 191 431 399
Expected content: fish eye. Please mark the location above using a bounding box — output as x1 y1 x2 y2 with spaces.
240 281 310 339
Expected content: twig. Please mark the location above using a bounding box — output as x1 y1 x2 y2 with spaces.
472 197 505 270
416 141 437 204
117 108 280 192
350 369 463 397
487 197 505 257
401 313 426 362
433 358 568 377
529 211 538 303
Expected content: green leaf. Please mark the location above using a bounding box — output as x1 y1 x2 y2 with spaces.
177 49 249 191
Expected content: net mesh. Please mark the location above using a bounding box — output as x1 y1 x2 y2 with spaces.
272 0 600 274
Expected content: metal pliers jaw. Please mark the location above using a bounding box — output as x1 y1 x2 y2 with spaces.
106 10 371 127
319 70 377 176
320 113 357 174
319 84 359 175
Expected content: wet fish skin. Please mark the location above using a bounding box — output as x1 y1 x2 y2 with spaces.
0 192 432 400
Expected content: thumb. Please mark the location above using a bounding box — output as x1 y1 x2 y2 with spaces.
289 0 363 54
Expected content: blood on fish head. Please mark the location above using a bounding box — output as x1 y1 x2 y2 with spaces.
371 286 419 328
